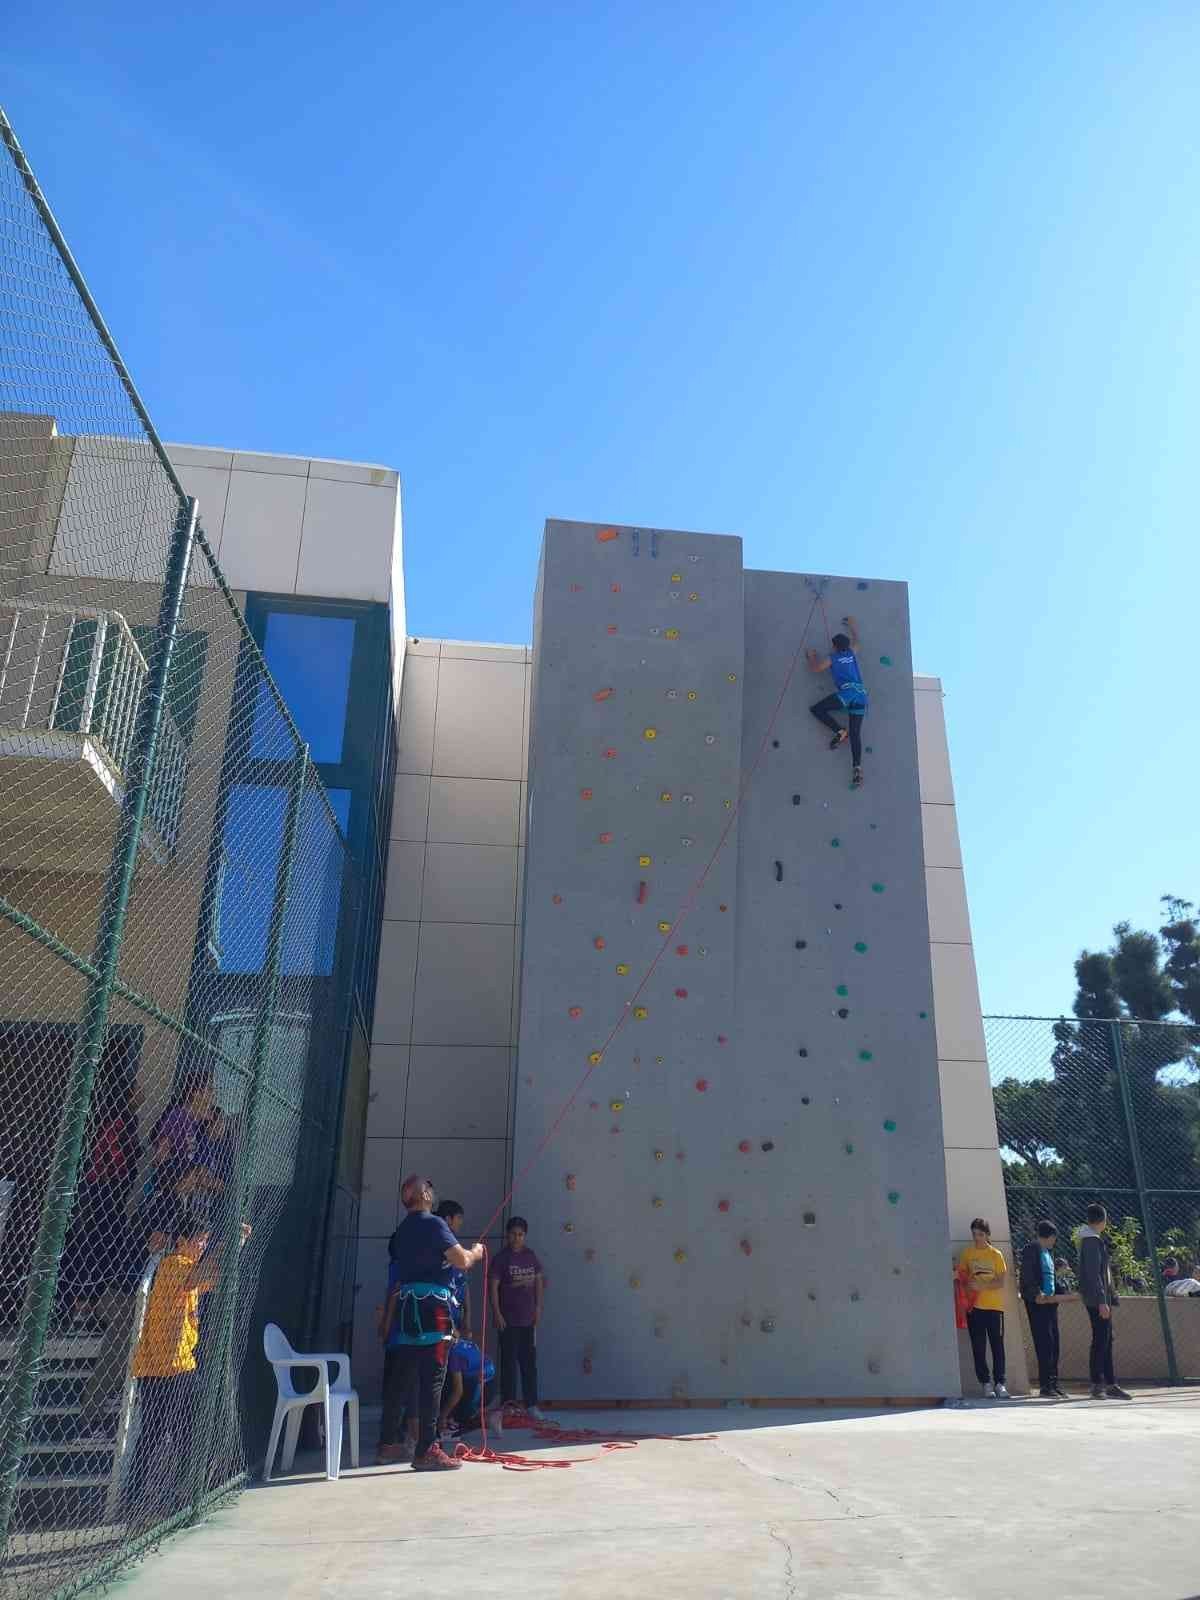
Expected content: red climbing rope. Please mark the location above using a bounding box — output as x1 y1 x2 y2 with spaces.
454 1407 715 1472
463 590 826 1468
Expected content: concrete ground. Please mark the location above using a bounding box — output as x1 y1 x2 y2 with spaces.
112 1391 1200 1600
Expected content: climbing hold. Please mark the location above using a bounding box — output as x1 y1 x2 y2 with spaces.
854 941 868 953
865 745 873 754
704 733 717 745
740 1239 753 1256
695 1077 708 1092
795 940 807 950
774 861 783 883
565 1174 576 1191
654 1149 665 1161
637 882 648 904
888 1191 900 1204
830 837 841 848
723 799 733 809
871 882 886 893
665 690 678 702
867 1358 881 1375
610 1124 622 1135
834 902 843 910
594 935 606 949
643 728 657 741
659 791 672 803
681 836 693 846
738 1140 752 1153
698 946 707 956
740 1313 752 1327
719 904 728 912
593 687 614 702
552 894 563 905
760 1319 776 1333
879 655 893 666
688 592 699 602
687 690 698 701
869 822 877 830
607 624 618 635
570 583 584 592
603 747 617 759
771 739 780 749
582 1355 593 1373
588 1052 602 1065
844 1142 855 1154
563 1221 575 1233
681 792 694 804
727 673 737 682
671 572 682 582
638 854 652 867
919 1010 928 1019
665 629 679 640
596 527 619 542
657 920 672 934
669 590 681 601
633 1006 648 1020
611 583 621 593
858 1050 873 1062
652 1196 664 1209
850 1290 861 1303
568 1006 583 1020
761 1140 775 1153
835 984 849 996
856 580 868 591
580 787 593 800
803 1212 816 1227
676 944 689 956
610 1099 625 1112
797 1047 808 1058
792 794 801 805
673 1249 687 1264
584 1249 595 1262
629 1274 641 1289
598 832 613 844
689 554 699 562
808 1290 818 1302
837 1008 850 1019
616 963 630 976
674 988 688 999
717 1199 731 1213
800 1095 811 1105
716 1033 727 1045
883 1119 897 1132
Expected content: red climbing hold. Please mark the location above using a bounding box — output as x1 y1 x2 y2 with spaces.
593 687 614 702
599 832 613 844
637 882 648 904
603 747 617 759
580 788 593 800
552 894 563 905
570 583 584 592
610 583 621 592
716 1034 728 1045
695 1078 709 1092
675 988 688 999
593 936 606 950
740 1239 753 1256
719 904 728 913
717 1199 731 1213
738 1140 751 1153
606 624 618 635
568 1007 582 1019
565 1174 577 1190
675 944 689 956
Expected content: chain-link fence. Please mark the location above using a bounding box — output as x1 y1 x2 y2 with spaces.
985 1014 1200 1387
0 108 360 1597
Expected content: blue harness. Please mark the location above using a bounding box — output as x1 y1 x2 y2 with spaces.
388 1281 455 1349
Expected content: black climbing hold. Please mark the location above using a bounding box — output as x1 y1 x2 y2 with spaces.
792 794 801 805
850 1290 861 1303
771 739 780 749
803 1211 816 1226
837 1007 849 1019
795 939 806 950
774 860 783 883
797 1048 808 1058
761 1140 775 1153
856 581 868 591
833 902 843 910
800 1095 810 1104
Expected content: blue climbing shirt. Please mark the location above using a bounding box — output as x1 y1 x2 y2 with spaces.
1039 1247 1055 1298
829 648 869 712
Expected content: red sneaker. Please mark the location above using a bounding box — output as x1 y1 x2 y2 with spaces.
411 1444 462 1472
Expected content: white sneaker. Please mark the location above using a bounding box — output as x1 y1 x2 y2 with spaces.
982 1384 996 1398
485 1406 504 1434
994 1383 1010 1399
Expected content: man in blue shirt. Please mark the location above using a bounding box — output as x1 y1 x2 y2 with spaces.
378 1175 483 1471
1019 1219 1071 1398
807 615 868 788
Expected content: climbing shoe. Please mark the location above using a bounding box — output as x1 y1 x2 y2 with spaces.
412 1444 462 1471
851 766 864 788
829 730 848 750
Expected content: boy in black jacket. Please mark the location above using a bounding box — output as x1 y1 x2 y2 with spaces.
1077 1203 1132 1400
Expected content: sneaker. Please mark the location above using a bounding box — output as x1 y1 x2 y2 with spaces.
982 1384 996 1398
1052 1385 1071 1401
829 730 849 751
411 1444 462 1472
485 1406 504 1435
1038 1388 1055 1399
994 1383 1010 1399
1090 1384 1106 1399
526 1406 550 1425
1105 1384 1133 1400
376 1440 413 1465
851 766 864 789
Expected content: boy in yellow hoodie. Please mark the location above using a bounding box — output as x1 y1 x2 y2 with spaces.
958 1217 1009 1398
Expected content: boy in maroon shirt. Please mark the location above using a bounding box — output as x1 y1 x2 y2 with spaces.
488 1217 547 1426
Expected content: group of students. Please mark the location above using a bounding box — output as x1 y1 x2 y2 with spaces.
957 1205 1132 1400
375 1175 547 1472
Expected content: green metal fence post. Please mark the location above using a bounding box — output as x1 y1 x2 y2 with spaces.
189 743 310 1514
0 496 198 1548
1111 1019 1181 1386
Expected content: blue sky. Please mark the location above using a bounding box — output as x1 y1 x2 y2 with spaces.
7 2 1198 1017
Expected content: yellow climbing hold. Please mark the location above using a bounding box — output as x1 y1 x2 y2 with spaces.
673 1248 687 1264
652 1196 664 1209
659 791 672 803
638 854 652 867
616 963 630 975
687 690 698 700
665 629 679 640
629 1274 641 1288
633 1006 648 1020
671 573 682 582
657 920 671 934
654 1149 666 1161
588 1051 602 1065
727 673 737 682
610 1099 625 1112
643 727 657 741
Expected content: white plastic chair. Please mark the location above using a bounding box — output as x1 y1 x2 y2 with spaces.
263 1322 359 1481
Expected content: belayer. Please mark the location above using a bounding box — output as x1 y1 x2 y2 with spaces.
807 614 868 788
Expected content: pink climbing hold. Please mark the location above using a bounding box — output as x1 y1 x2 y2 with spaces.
568 1006 582 1020
589 1101 599 1110
738 1140 751 1153
580 787 593 799
695 1078 709 1092
593 687 614 702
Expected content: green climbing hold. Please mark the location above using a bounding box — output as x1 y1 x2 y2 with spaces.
835 984 848 997
887 1190 900 1204
871 882 885 893
854 941 868 953
883 1119 897 1132
844 1142 855 1154
830 837 841 848
879 655 893 666
919 1010 928 1019
858 1050 873 1062
865 745 873 754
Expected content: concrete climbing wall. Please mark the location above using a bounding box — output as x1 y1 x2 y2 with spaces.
513 520 959 1401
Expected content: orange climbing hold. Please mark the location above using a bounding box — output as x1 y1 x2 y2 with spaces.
552 894 563 905
593 936 605 949
695 1078 709 1092
568 1006 582 1020
610 583 621 592
596 527 619 543
593 687 614 702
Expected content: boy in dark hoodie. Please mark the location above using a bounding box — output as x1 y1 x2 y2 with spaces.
1077 1203 1131 1400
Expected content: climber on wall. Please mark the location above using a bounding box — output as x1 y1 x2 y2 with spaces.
807 614 868 787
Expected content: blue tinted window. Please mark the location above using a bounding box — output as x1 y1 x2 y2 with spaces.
217 785 349 975
252 612 356 763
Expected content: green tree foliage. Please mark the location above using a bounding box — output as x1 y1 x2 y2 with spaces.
993 899 1200 1281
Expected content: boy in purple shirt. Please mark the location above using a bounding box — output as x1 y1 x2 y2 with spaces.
488 1217 547 1426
